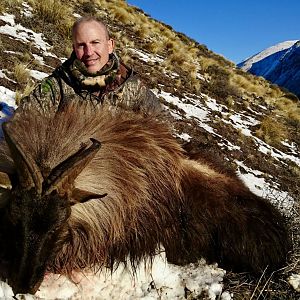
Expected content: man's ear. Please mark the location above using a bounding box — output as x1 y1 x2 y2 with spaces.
108 39 115 54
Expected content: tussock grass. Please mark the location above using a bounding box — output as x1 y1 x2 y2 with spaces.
29 0 73 39
15 81 36 105
256 115 289 146
13 62 30 85
110 6 135 24
199 57 218 72
276 97 300 127
2 0 22 9
32 0 70 25
0 2 5 13
143 41 162 54
230 73 267 97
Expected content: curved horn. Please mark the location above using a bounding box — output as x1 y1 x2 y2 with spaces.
43 138 101 195
2 122 44 194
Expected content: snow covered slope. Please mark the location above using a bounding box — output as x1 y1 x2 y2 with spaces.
238 40 300 97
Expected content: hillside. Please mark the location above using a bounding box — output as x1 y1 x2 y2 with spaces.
0 0 299 299
238 40 300 98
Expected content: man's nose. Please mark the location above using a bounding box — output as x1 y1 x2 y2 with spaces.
85 45 93 56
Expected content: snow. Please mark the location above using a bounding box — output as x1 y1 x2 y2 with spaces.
0 86 16 108
0 14 57 58
21 2 33 18
129 48 164 64
239 40 298 71
176 132 191 142
30 69 49 80
288 274 300 292
0 254 228 300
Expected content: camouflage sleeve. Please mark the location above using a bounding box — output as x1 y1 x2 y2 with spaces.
17 75 62 116
119 75 162 115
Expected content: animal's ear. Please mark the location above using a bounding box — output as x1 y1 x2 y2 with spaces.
43 138 101 196
2 122 44 193
70 188 107 205
0 171 12 209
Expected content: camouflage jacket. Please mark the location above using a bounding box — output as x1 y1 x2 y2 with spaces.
18 53 161 116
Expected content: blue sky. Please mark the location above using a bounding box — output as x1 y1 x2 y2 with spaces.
126 0 299 63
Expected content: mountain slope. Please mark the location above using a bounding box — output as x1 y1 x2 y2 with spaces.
238 40 300 97
0 0 299 298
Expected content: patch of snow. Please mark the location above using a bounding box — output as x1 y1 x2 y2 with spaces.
235 160 294 215
164 70 179 78
0 86 16 108
30 69 48 80
159 91 208 121
176 132 191 142
21 2 33 18
221 112 259 137
258 143 300 167
129 48 164 64
0 253 229 300
32 53 45 65
73 13 82 18
204 97 224 112
0 70 11 81
288 274 300 292
217 141 241 152
0 14 57 58
281 140 299 156
196 72 206 81
221 291 233 300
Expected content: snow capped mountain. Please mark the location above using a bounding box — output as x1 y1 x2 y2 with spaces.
238 40 300 97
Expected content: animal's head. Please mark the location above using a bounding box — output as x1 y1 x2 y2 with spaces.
0 121 102 295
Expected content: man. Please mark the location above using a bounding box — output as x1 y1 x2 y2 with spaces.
18 16 161 115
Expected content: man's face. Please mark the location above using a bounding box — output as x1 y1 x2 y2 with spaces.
73 21 114 74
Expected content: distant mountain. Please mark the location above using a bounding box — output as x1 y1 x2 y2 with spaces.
238 40 300 98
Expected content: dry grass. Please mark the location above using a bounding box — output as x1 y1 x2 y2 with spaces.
29 0 73 39
31 0 69 25
15 81 36 105
256 115 289 146
0 2 5 13
199 56 218 72
111 6 135 24
143 41 162 54
13 62 30 85
276 97 300 128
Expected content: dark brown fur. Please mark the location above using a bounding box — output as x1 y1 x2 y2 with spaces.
0 98 290 294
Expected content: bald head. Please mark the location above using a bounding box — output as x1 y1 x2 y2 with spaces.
72 16 110 42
